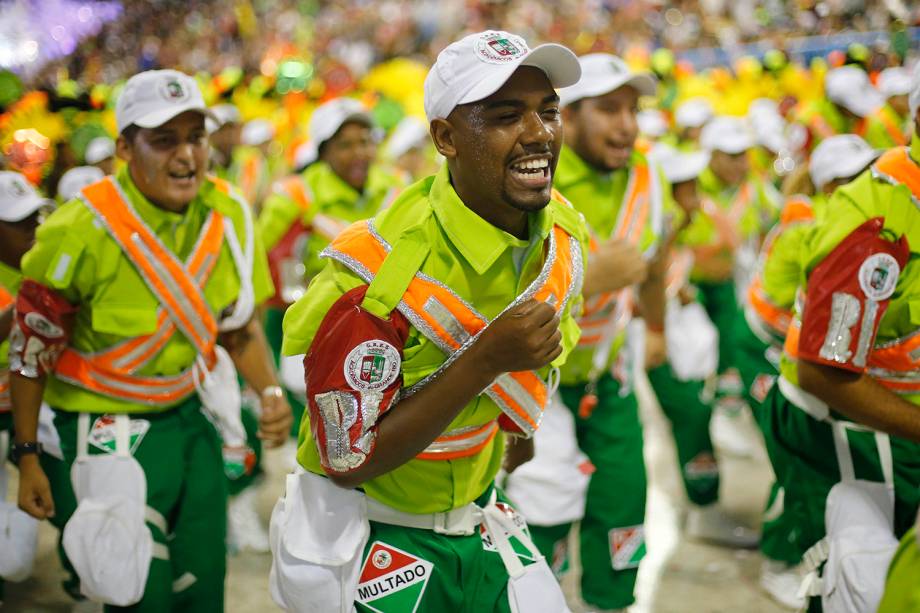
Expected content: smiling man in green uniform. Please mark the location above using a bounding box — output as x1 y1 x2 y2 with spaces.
10 69 292 612
764 77 920 611
275 30 587 613
258 97 403 434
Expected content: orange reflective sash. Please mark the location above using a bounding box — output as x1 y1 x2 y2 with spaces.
54 177 223 406
746 196 813 339
872 147 920 203
280 175 350 242
857 109 908 147
0 285 12 311
323 216 582 442
577 162 653 348
809 113 836 140
665 248 694 300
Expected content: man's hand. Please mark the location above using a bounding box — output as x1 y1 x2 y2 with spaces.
18 455 54 519
503 436 534 474
582 238 648 297
473 299 562 377
257 387 293 448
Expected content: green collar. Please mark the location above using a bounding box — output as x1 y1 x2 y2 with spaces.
911 131 920 165
116 166 194 232
429 164 551 275
306 161 394 205
555 145 598 188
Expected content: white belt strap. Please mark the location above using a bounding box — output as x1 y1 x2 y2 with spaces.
365 498 482 536
480 490 545 579
832 421 894 496
77 413 130 459
778 376 830 421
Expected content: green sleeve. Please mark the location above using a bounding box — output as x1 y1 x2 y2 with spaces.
20 199 99 303
251 228 274 306
281 259 364 356
257 190 302 251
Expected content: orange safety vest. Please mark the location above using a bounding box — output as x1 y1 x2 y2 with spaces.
785 148 920 393
0 283 12 412
577 160 657 349
745 196 814 342
322 212 583 453
53 177 227 406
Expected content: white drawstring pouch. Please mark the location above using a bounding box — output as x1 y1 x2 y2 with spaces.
503 393 590 526
63 414 156 606
194 345 246 448
480 492 571 613
0 430 39 582
799 424 899 613
269 468 369 613
665 299 719 381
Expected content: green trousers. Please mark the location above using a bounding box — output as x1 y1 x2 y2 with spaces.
225 403 262 497
529 374 646 610
49 397 227 612
647 365 719 506
355 488 540 613
878 526 920 612
264 306 306 437
760 384 920 565
696 280 738 374
732 311 778 414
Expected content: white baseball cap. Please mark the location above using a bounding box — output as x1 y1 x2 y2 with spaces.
84 136 115 164
825 66 884 118
647 143 710 184
0 171 50 221
384 116 430 159
700 116 755 154
425 30 581 121
559 53 656 108
751 114 788 153
675 98 714 129
809 134 877 190
308 98 373 149
211 103 241 127
637 109 669 138
877 67 912 98
115 69 215 134
241 119 275 146
58 166 105 201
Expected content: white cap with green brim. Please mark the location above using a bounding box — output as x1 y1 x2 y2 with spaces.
425 30 581 121
115 70 216 134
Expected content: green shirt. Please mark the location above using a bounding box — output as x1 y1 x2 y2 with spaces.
760 195 827 310
860 104 909 150
283 163 588 513
20 166 274 413
258 161 403 281
553 145 676 384
879 527 920 612
0 261 22 375
780 134 920 407
682 167 781 282
794 98 852 147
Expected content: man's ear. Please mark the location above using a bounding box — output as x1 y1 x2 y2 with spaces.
115 135 133 163
430 118 457 160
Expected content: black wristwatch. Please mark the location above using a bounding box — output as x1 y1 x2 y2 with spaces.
11 441 42 461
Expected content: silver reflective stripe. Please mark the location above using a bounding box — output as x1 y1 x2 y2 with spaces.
422 422 497 455
56 364 194 404
494 373 544 423
145 506 169 535
172 572 196 593
130 234 212 352
423 296 471 346
152 543 170 561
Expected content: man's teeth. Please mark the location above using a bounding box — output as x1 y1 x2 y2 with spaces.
512 158 549 173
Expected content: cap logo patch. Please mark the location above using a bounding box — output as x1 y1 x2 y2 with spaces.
7 178 27 199
475 32 528 64
159 78 189 103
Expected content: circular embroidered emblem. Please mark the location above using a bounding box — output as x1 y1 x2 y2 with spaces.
858 253 899 301
24 312 64 338
158 78 189 103
7 176 27 199
343 340 401 392
474 32 528 64
372 549 392 570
